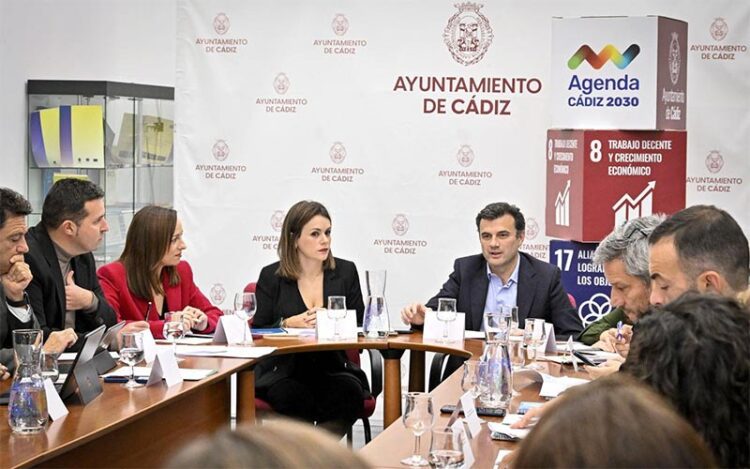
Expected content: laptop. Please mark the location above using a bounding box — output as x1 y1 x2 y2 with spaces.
57 324 105 400
0 324 105 405
59 321 124 375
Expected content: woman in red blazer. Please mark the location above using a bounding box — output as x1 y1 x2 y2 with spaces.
97 206 221 339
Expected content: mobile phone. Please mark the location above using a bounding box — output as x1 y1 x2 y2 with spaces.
490 431 521 441
572 350 598 366
103 376 148 384
440 404 506 418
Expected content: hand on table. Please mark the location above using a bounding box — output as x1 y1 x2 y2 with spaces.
510 402 549 429
43 328 77 354
0 364 9 381
167 310 197 331
400 303 427 326
181 306 208 331
284 309 317 328
584 356 625 379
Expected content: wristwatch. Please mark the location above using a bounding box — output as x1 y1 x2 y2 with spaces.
6 292 29 308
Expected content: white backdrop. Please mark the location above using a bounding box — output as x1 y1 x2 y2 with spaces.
175 0 750 324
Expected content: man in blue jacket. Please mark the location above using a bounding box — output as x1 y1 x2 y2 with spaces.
401 202 582 339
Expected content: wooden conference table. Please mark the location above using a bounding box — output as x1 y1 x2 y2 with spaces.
0 332 472 468
361 348 591 468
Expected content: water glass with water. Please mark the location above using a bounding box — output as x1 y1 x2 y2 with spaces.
163 313 187 356
428 427 464 469
40 351 60 383
234 292 257 346
327 296 347 340
119 332 145 389
484 310 511 343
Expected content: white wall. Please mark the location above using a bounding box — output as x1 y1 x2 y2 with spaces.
0 0 176 193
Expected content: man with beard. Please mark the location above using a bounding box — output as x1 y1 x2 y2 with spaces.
579 215 665 352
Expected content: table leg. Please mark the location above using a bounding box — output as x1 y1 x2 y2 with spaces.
408 350 425 392
236 368 256 424
380 349 405 428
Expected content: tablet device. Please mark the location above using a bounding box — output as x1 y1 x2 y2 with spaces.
98 320 126 352
58 324 105 401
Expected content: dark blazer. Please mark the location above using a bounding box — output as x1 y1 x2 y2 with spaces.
25 223 116 351
0 284 38 371
425 252 582 339
254 257 369 392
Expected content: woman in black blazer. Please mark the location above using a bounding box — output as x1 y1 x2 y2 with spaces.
254 200 369 437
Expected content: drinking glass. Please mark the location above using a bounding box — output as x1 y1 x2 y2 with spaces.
40 351 60 383
508 336 524 396
460 362 480 399
234 292 257 346
484 310 511 343
505 305 521 336
119 332 145 389
327 296 347 341
524 319 547 371
163 313 186 356
428 428 464 469
436 298 457 343
508 336 525 367
401 392 435 466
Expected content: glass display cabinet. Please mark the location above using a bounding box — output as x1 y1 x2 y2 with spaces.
27 80 174 264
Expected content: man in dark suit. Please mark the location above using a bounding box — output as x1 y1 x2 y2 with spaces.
25 179 116 352
0 187 76 377
401 202 582 339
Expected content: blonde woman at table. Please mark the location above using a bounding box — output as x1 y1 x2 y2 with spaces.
253 200 369 437
97 205 221 339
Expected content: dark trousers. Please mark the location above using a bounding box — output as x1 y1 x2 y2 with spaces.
257 353 364 436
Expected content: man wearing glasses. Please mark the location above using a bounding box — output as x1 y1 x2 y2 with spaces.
578 215 665 347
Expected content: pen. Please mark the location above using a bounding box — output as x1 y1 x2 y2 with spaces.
616 320 623 341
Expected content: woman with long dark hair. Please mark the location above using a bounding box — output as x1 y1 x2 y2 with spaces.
253 200 369 437
98 205 221 339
